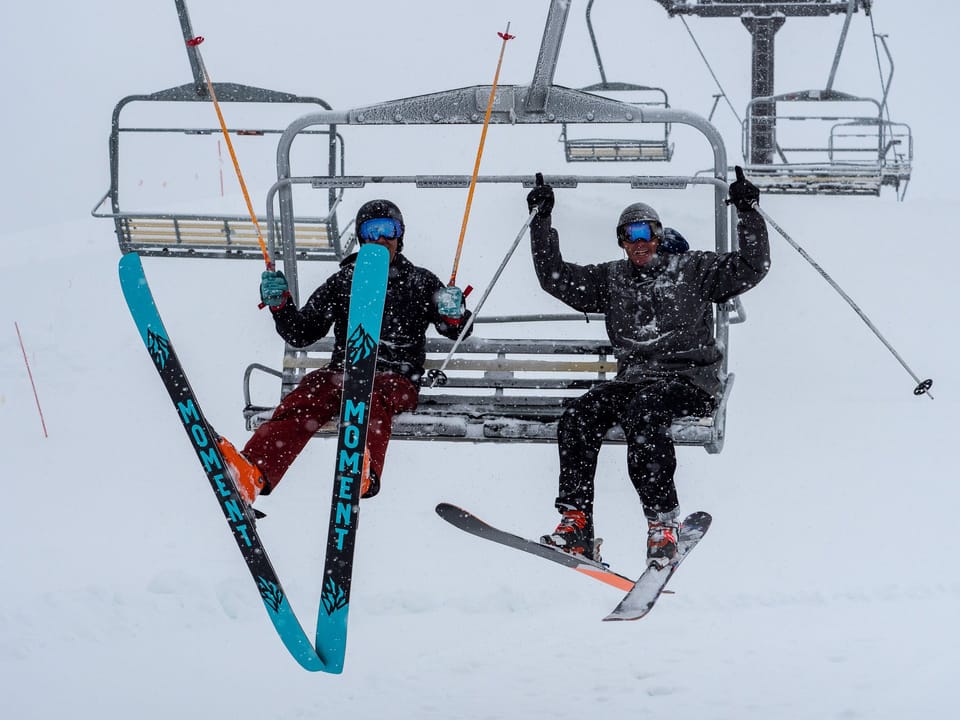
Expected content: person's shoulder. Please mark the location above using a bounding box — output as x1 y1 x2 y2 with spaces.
338 251 359 269
396 254 443 283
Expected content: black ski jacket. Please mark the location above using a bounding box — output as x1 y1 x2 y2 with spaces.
530 210 770 396
271 252 471 383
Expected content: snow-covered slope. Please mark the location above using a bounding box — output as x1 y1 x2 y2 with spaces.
2 2 956 718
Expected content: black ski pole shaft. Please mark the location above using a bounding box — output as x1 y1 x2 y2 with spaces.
430 208 538 386
753 204 933 399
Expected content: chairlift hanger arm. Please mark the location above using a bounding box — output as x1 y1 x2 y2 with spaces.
651 1 868 18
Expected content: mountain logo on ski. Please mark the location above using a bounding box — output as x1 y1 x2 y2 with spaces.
257 577 285 613
321 576 349 615
346 324 377 364
146 327 170 369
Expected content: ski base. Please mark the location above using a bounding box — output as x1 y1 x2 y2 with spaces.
436 503 635 592
603 511 711 621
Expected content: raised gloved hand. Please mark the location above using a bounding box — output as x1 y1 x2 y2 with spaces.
526 171 555 216
727 165 760 213
259 270 289 309
436 285 466 326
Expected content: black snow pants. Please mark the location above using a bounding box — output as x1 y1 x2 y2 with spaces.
555 378 715 522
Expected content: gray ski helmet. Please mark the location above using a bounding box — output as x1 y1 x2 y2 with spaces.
356 199 405 251
616 202 663 245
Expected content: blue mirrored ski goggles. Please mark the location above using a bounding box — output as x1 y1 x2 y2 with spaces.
618 220 662 244
358 217 403 242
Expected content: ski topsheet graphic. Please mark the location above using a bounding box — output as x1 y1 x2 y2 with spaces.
314 243 389 673
437 503 711 621
119 245 388 673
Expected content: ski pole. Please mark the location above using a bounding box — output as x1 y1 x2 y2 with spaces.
447 23 516 287
429 208 538 387
186 36 273 270
752 204 934 399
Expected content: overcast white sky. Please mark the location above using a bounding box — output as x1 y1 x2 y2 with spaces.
3 0 958 235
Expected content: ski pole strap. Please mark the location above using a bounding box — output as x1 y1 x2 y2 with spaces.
754 204 933 399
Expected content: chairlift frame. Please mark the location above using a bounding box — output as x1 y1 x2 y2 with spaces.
654 0 912 198
559 0 674 163
241 0 747 453
91 0 347 260
742 88 913 197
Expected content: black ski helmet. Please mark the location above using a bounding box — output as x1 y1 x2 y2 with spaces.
616 202 663 246
356 199 405 251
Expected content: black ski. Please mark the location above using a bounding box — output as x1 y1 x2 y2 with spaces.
603 511 711 621
436 503 635 591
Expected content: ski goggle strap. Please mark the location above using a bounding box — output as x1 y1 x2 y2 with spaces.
358 217 403 242
618 220 662 244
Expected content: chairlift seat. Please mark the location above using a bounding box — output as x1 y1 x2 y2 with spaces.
561 83 674 163
243 336 731 453
118 215 336 260
564 137 674 162
742 164 885 196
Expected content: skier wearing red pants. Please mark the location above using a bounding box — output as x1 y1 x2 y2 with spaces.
219 199 471 507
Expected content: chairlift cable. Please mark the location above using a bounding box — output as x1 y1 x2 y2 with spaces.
186 36 273 270
448 23 516 287
678 16 742 125
753 204 933 399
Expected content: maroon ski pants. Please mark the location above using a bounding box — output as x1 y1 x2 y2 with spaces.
243 369 419 494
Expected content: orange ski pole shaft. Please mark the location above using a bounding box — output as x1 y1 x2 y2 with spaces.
186 36 273 269
448 23 515 287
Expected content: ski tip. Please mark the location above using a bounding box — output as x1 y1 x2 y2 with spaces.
435 502 466 519
684 510 712 530
118 251 143 274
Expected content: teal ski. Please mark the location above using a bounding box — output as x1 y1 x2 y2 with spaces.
313 243 390 673
119 252 326 671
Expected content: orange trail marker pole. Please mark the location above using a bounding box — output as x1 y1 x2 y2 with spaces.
15 322 48 438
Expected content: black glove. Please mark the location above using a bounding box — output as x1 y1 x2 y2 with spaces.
727 165 760 213
526 172 555 216
660 227 689 255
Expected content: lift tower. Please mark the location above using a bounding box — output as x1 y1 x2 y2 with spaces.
653 0 871 163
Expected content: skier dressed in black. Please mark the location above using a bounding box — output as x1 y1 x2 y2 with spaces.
526 168 770 567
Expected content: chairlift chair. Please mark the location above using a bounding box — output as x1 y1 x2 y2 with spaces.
91 84 347 261
242 113 744 454
92 0 348 261
735 0 912 198
741 89 913 198
560 0 674 163
561 83 675 162
241 0 747 453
